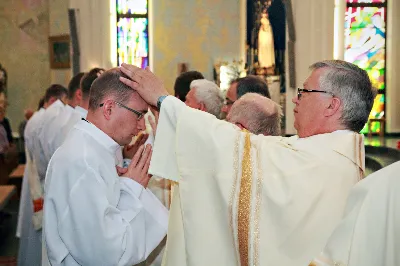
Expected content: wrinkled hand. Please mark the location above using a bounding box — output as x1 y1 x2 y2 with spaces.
123 133 149 159
119 64 169 106
148 107 159 137
123 144 153 188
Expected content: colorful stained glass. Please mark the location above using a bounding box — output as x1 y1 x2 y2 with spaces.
345 3 386 134
117 18 148 68
370 93 385 118
360 94 385 133
117 0 147 15
345 7 386 89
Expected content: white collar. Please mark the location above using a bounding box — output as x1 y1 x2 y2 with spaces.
75 106 88 119
296 129 354 140
66 104 74 112
74 120 121 156
332 129 353 134
50 99 65 109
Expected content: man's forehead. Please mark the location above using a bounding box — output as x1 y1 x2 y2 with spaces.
304 70 319 88
187 87 196 96
228 82 237 91
130 92 149 110
226 86 237 100
303 72 313 87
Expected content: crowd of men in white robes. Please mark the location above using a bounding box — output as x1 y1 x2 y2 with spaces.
15 59 400 266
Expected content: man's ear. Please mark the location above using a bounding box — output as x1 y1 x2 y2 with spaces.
75 89 83 102
199 102 206 112
324 97 341 117
235 122 246 131
102 100 114 120
47 96 56 106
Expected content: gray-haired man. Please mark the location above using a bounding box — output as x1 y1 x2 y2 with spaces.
120 60 376 266
185 79 224 118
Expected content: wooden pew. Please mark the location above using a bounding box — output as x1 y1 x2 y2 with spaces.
9 164 25 180
0 185 16 211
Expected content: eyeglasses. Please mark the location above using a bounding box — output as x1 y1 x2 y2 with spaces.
99 101 145 120
297 88 334 100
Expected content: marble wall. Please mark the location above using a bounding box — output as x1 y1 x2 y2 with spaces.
151 0 246 92
0 0 51 131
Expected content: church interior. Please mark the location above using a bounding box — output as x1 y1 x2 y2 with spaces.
0 0 399 265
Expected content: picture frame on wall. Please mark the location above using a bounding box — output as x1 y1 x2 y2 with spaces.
49 35 71 69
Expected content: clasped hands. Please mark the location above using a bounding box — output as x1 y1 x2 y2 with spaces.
116 144 152 188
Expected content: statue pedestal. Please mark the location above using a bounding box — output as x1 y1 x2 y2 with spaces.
266 75 280 104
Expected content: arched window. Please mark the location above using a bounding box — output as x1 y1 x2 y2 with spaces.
345 0 387 134
116 0 149 68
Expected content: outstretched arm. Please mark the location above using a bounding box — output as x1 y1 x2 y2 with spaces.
119 64 185 181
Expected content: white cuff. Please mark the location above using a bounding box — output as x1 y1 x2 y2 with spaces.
119 177 144 198
140 189 169 231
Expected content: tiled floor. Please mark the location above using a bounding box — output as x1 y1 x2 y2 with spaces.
0 199 19 265
364 136 400 149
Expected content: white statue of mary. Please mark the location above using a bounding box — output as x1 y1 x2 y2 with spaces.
258 10 275 69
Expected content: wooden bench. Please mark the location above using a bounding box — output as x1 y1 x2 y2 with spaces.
0 185 16 211
9 164 25 179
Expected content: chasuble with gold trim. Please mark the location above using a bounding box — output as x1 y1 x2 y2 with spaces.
149 96 365 266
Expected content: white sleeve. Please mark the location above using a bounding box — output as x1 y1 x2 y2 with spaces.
57 168 168 266
148 96 187 182
39 120 56 165
119 178 169 251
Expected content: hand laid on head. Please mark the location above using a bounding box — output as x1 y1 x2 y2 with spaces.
123 133 149 159
119 64 169 106
123 144 153 188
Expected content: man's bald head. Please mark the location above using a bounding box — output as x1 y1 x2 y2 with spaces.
227 93 282 136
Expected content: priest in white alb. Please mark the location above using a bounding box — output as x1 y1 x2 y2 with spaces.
38 73 85 165
43 69 168 266
17 86 68 266
120 60 376 266
34 85 68 181
310 161 400 266
29 85 68 232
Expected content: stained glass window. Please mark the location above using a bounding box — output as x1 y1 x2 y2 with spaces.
116 0 149 68
117 0 147 15
344 0 387 134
